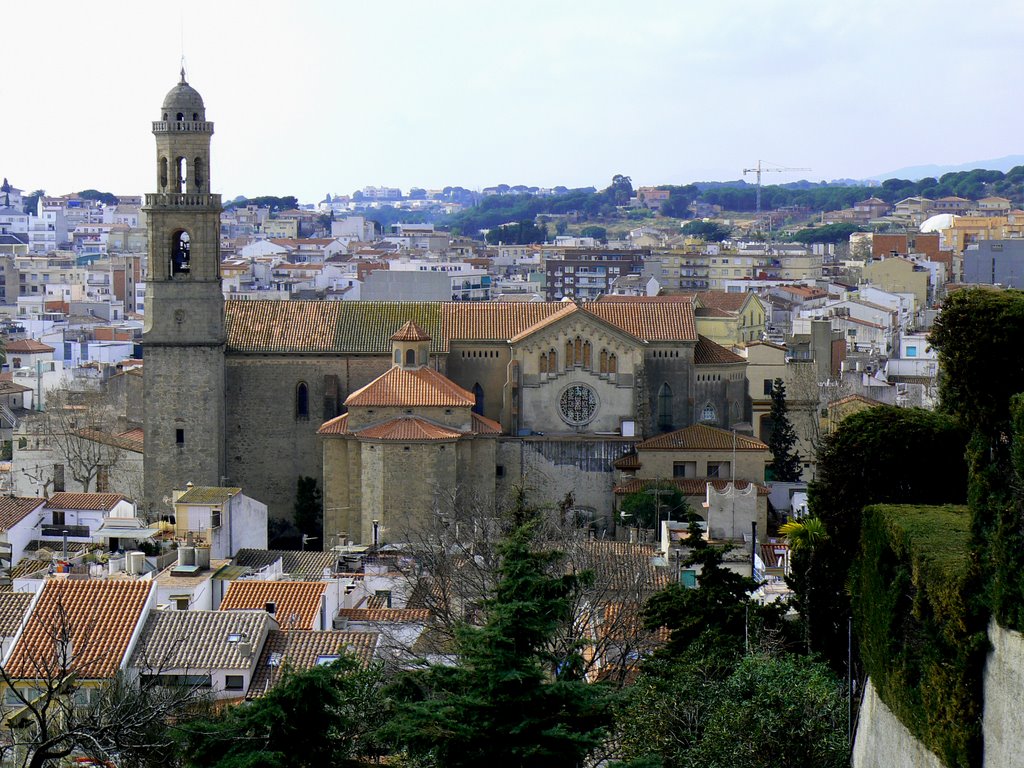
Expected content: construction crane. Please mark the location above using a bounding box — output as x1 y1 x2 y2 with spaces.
742 160 811 215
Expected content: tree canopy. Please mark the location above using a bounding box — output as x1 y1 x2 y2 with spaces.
680 220 732 241
383 500 612 767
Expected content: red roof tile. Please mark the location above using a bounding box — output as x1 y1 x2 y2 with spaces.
337 608 431 623
636 424 767 451
471 412 502 435
694 335 745 365
220 581 327 630
0 497 45 531
390 320 432 342
46 493 126 511
344 366 474 408
6 580 152 680
6 339 55 353
357 417 463 441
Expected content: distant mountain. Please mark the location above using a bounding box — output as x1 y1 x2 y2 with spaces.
870 155 1024 182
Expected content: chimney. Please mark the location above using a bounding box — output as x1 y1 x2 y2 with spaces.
265 601 277 615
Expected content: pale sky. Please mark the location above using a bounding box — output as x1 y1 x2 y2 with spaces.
1 0 1021 204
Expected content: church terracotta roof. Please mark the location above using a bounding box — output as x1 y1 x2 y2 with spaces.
317 413 349 435
357 417 463 441
694 335 746 365
636 424 767 451
614 478 769 496
344 365 475 408
471 412 502 434
390 320 431 342
224 300 697 354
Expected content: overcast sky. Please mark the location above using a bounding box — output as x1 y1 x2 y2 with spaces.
1 0 1021 203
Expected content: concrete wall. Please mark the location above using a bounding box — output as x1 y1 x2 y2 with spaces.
854 622 1024 768
983 621 1024 768
852 679 945 768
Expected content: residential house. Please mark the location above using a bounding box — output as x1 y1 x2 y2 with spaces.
0 497 46 571
172 485 268 560
246 629 379 698
130 609 275 699
219 580 331 631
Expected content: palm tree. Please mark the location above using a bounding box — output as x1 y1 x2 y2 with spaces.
780 518 828 652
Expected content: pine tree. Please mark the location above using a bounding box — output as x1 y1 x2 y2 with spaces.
383 493 612 767
767 378 802 482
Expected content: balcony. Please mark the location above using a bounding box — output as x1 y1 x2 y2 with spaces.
41 524 91 539
145 193 222 209
151 120 214 133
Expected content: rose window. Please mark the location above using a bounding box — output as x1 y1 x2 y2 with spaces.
559 384 598 425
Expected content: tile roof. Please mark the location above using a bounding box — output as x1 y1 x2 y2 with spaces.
219 581 327 630
5 579 152 680
317 413 349 435
46 492 126 511
175 486 242 504
613 452 641 470
0 497 45 532
614 478 769 496
224 300 698 354
246 629 379 698
471 412 502 435
337 607 431 623
6 339 55 353
694 335 746 365
695 290 751 313
233 549 337 577
356 416 463 441
0 591 33 636
637 424 767 451
130 609 273 672
390 320 431 342
344 365 475 408
8 559 49 579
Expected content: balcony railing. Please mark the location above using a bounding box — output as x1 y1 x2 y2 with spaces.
41 524 91 538
151 120 214 133
145 193 222 209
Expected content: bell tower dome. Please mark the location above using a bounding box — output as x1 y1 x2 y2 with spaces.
142 69 226 517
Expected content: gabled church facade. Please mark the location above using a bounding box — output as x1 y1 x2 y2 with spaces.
141 77 751 544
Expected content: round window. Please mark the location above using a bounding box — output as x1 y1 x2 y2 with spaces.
559 384 598 426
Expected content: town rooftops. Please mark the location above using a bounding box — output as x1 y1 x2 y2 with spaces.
175 486 243 505
220 580 327 630
247 629 379 699
46 492 127 511
0 497 45 531
694 290 752 313
0 592 34 637
344 365 475 408
5 579 153 680
130 609 274 672
636 424 768 451
5 339 55 354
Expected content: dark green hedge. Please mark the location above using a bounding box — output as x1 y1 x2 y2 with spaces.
853 505 989 768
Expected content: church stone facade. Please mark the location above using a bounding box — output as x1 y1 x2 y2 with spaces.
141 78 751 544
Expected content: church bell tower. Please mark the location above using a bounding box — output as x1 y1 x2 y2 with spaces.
142 70 226 516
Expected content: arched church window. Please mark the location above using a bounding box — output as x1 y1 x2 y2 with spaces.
583 340 592 369
540 353 548 374
405 349 416 366
609 353 617 374
194 156 205 191
574 337 582 366
700 402 717 423
163 112 168 121
657 383 673 432
175 156 187 193
323 375 340 420
295 382 309 421
550 348 557 372
600 349 608 373
192 112 198 121
171 230 191 276
472 383 484 416
565 340 574 367
159 157 168 190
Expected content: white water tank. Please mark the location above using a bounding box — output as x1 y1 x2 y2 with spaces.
127 551 145 575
